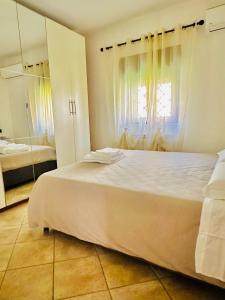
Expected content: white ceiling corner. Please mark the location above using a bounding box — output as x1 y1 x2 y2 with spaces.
16 0 184 34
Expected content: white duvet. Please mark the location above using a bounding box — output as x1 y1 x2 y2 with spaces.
28 150 225 287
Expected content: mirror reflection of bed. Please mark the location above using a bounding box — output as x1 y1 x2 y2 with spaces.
0 1 57 208
1 140 57 206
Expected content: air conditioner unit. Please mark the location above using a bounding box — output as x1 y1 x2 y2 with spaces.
0 64 23 79
206 4 225 32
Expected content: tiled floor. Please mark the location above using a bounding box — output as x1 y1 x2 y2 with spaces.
5 182 34 206
0 202 224 300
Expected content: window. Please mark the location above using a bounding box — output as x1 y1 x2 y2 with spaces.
137 86 147 119
156 82 172 118
137 82 172 119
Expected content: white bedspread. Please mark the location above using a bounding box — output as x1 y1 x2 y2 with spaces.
195 197 225 281
0 145 56 172
29 150 223 287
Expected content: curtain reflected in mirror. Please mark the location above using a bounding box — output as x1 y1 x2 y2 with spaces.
25 61 55 147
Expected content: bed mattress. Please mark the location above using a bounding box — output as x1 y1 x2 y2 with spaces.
28 150 224 288
0 145 56 172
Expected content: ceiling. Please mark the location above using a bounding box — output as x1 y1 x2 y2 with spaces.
16 0 182 34
0 1 47 64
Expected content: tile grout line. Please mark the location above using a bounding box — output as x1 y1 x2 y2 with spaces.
158 278 173 300
57 288 109 300
95 245 113 300
6 262 53 272
0 213 24 291
151 268 173 300
109 278 161 291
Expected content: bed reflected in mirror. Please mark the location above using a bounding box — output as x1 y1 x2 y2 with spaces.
0 71 57 207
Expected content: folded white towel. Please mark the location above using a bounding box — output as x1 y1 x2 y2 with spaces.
0 143 29 154
89 151 120 160
84 149 125 164
96 147 121 154
0 140 9 146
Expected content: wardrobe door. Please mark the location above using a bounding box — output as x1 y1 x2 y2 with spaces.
70 33 90 161
16 3 48 74
46 19 76 167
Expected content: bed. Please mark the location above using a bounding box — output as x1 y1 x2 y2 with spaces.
0 145 57 189
28 149 225 288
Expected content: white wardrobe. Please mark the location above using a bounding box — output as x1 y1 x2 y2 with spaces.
46 19 90 167
0 0 90 209
47 19 90 167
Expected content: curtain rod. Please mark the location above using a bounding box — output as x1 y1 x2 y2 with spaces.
100 19 204 52
25 62 44 68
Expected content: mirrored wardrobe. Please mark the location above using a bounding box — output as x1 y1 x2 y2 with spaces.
0 0 90 209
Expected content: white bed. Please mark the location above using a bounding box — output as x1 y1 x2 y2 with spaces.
28 149 225 288
0 145 56 172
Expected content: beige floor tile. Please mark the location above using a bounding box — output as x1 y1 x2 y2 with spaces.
110 280 170 300
0 245 14 271
152 265 174 279
162 276 225 300
0 271 5 286
66 290 111 300
0 264 53 300
54 256 107 299
8 239 53 269
0 227 20 245
16 225 53 243
0 203 27 227
22 212 28 224
54 231 96 261
5 182 34 206
99 251 156 288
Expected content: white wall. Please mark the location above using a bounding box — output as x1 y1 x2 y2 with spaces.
0 77 14 138
86 0 225 153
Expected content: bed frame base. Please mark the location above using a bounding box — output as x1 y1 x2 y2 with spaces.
3 160 57 190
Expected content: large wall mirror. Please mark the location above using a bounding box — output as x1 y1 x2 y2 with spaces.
0 0 57 209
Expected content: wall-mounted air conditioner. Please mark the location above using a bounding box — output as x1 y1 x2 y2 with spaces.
0 64 23 79
206 4 225 32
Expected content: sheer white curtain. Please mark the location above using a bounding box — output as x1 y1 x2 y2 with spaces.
25 61 55 146
104 26 197 151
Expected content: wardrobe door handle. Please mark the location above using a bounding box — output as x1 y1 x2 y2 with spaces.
73 101 76 115
69 100 72 115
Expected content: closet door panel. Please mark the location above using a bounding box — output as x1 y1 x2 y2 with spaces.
69 33 90 161
46 19 75 167
17 4 48 74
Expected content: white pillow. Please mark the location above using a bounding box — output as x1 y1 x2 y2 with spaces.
217 149 225 162
0 139 8 145
204 161 225 200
